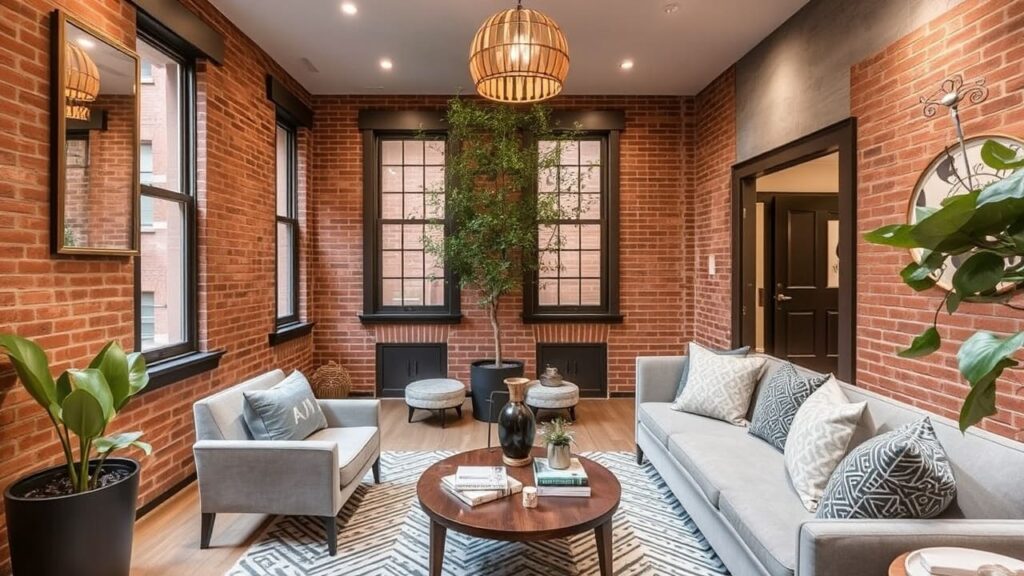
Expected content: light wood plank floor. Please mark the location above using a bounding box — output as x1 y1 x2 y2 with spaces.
130 398 636 576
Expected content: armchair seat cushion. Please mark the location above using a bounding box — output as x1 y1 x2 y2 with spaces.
307 426 380 486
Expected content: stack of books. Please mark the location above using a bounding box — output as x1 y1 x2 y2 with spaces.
441 466 523 507
533 457 590 497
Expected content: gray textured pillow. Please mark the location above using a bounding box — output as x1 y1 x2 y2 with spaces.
817 418 956 520
243 371 327 441
674 345 751 399
748 362 829 451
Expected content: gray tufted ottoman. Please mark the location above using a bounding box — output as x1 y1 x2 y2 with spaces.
405 378 466 428
525 380 579 421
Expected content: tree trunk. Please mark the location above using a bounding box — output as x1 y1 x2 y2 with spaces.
488 299 502 368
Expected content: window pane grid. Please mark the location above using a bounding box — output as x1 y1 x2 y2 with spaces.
379 137 445 309
275 121 299 323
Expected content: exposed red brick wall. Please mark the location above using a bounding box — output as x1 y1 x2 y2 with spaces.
853 0 1024 439
0 0 313 571
310 95 688 395
690 68 737 349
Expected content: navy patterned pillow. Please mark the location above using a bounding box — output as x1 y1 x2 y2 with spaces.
748 362 827 451
816 418 956 520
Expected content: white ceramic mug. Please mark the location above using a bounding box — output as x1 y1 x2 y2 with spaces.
522 486 538 508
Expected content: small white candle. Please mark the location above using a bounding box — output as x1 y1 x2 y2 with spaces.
522 486 538 508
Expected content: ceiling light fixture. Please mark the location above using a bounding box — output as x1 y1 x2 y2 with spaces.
663 2 680 14
469 0 569 103
341 2 357 15
620 59 635 71
75 36 95 49
65 42 99 121
379 58 393 70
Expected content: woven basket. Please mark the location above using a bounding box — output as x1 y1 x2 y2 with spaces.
311 361 352 399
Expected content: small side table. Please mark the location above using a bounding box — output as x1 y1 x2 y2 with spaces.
889 553 909 576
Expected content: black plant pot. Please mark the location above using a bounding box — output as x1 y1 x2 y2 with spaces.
470 359 525 422
4 458 140 576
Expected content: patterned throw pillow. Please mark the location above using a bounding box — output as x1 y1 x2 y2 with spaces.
674 345 751 399
784 376 866 512
816 418 956 519
243 371 328 441
672 342 766 425
748 362 829 451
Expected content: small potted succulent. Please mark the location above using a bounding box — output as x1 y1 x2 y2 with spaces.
539 417 575 470
0 335 151 576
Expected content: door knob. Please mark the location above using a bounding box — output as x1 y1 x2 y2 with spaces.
775 292 793 302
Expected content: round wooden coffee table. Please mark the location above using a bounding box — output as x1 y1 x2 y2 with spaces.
417 447 621 576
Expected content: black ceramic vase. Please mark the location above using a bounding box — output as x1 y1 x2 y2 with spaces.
498 377 536 467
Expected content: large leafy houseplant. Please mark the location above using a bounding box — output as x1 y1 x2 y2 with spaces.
0 334 151 493
424 98 575 367
865 140 1024 431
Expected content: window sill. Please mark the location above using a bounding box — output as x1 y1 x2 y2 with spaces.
358 313 463 325
268 321 315 346
144 350 226 393
522 313 625 324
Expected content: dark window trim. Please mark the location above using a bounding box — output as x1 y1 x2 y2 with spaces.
145 350 226 392
268 320 315 346
267 75 313 128
274 118 301 328
360 120 461 323
134 28 200 369
523 129 622 323
133 0 225 64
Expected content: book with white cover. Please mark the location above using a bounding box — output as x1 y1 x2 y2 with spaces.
536 485 591 498
453 466 508 491
441 474 523 507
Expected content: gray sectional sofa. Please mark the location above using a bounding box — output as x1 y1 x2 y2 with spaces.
635 353 1024 576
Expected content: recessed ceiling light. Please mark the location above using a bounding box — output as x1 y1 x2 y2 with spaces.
75 37 95 49
620 59 635 71
341 2 357 15
379 58 393 71
663 2 680 14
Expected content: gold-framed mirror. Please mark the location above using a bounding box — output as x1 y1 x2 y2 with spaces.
52 10 140 256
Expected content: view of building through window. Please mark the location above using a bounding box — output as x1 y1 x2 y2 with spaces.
276 122 298 322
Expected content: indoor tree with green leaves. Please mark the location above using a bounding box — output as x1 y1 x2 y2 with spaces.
424 98 576 368
865 139 1024 431
0 335 152 493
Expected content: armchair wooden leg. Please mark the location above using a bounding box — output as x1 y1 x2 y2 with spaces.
372 456 381 484
200 513 215 549
323 516 338 556
635 444 644 465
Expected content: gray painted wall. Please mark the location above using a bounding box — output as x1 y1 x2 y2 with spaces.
734 0 964 161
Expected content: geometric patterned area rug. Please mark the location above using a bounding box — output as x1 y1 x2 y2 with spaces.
226 451 729 575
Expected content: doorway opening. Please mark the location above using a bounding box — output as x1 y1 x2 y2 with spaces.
731 119 857 381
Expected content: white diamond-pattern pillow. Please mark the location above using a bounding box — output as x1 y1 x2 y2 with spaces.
672 342 766 425
784 376 866 512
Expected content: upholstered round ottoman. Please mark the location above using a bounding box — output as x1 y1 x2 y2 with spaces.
405 378 466 428
525 380 579 421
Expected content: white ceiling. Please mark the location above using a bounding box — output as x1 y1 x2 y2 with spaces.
208 0 810 96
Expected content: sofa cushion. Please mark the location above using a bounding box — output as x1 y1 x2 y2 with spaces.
666 425 788 508
243 371 328 441
638 402 739 446
306 426 380 486
720 484 812 576
748 362 829 451
674 345 751 399
673 342 766 425
817 418 956 520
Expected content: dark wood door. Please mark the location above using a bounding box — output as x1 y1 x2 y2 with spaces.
771 195 839 374
377 344 447 398
536 344 607 398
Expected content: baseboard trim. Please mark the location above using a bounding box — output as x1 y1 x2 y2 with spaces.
136 472 197 519
609 392 635 398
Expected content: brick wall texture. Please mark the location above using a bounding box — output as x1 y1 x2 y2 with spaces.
0 0 1022 571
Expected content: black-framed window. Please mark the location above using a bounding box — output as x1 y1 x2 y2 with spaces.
275 119 300 326
524 131 622 323
359 116 460 323
135 31 197 364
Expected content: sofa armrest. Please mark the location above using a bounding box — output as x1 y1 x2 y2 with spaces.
193 439 341 516
636 356 687 406
318 399 380 428
798 519 1024 576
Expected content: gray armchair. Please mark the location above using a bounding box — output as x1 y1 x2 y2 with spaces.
192 369 381 556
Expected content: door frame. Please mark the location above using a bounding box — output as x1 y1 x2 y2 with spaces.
731 118 857 382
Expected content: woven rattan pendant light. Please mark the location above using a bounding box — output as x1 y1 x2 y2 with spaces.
65 41 100 121
469 1 569 103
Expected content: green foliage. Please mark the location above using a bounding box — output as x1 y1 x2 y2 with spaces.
0 335 151 492
423 98 578 366
538 417 575 447
864 140 1024 432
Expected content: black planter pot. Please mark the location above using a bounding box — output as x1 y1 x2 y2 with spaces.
4 458 140 576
469 359 525 422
